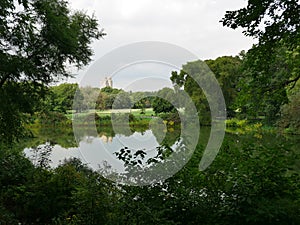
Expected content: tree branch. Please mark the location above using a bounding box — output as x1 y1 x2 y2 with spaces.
286 75 300 89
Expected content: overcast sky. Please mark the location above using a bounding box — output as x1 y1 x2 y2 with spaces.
66 0 255 90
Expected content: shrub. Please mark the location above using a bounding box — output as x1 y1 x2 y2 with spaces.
226 118 247 128
35 112 69 126
159 112 181 124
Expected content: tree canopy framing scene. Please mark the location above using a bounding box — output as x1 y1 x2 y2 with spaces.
0 0 300 224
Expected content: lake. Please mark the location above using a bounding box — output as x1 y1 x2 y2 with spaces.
25 129 180 171
24 125 300 184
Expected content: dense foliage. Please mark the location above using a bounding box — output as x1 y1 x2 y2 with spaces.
221 0 300 126
152 88 176 114
0 133 299 224
278 82 300 133
0 0 104 142
171 56 242 124
1 0 300 224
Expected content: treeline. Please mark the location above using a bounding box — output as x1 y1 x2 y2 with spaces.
171 54 300 133
35 83 184 117
40 84 172 113
37 51 300 136
3 52 299 137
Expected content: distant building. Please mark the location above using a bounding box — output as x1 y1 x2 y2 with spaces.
108 77 113 88
103 77 113 88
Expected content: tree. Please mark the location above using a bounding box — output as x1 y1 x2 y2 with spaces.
80 86 101 109
0 81 47 143
0 0 104 142
152 97 176 114
205 56 242 117
100 86 121 95
221 0 300 123
221 0 300 47
278 81 300 133
152 88 176 114
134 99 146 114
52 83 73 112
171 61 211 124
171 58 241 123
113 91 132 109
0 0 104 87
73 89 87 113
96 92 108 110
96 87 123 110
51 83 79 113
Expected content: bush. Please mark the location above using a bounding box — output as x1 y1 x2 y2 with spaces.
226 118 247 128
159 112 181 124
35 111 69 126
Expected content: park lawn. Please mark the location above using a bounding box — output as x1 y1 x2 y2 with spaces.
65 108 155 120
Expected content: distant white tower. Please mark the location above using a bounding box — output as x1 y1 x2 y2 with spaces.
103 77 113 88
108 77 113 88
